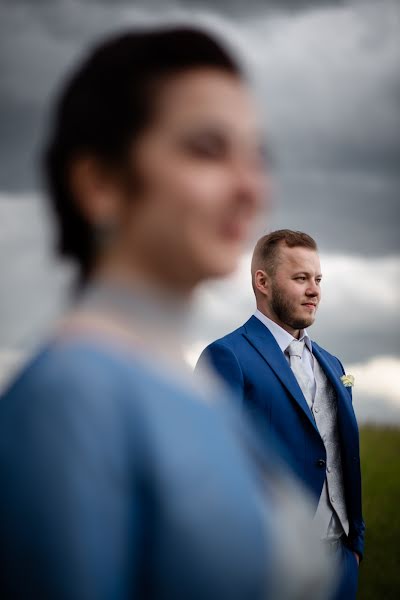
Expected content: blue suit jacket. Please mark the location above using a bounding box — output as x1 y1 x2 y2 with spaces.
196 316 365 558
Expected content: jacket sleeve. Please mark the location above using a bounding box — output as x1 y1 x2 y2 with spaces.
347 520 366 559
195 341 245 406
334 356 365 559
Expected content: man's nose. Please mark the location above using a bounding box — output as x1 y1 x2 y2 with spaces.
306 282 320 296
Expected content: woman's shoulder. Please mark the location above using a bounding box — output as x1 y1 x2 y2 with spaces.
3 338 127 395
0 335 231 481
0 337 155 430
0 335 206 427
0 337 161 471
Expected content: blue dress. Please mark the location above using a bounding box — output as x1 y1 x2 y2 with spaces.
0 286 333 599
0 335 273 598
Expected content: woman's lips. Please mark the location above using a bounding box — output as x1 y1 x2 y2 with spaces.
219 220 248 241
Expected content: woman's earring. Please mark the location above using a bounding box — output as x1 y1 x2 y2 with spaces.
92 218 118 251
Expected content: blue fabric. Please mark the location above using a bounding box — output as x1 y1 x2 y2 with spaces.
196 316 365 558
332 543 359 600
0 338 272 599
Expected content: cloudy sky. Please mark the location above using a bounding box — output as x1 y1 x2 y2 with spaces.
0 0 399 422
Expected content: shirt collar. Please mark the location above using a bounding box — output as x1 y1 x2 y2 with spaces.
254 309 312 353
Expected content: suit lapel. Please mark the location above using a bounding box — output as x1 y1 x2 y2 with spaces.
312 344 358 434
243 316 319 433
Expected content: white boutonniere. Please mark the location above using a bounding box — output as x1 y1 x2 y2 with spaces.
340 374 355 387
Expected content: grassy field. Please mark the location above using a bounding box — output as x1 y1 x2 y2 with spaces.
358 426 400 599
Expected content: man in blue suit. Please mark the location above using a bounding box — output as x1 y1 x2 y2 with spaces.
196 230 365 599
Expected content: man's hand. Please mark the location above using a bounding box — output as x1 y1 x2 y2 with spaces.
353 552 360 566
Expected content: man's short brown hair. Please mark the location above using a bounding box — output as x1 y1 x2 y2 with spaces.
251 229 318 278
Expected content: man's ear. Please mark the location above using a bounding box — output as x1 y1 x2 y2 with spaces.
254 269 270 297
68 156 122 226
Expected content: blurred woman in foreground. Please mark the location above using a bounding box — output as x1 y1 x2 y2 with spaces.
0 27 332 599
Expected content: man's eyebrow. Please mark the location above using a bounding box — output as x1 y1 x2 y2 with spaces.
292 272 323 278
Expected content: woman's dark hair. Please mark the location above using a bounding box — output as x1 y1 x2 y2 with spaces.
44 26 242 279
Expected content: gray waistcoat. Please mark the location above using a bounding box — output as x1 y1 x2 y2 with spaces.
312 358 349 539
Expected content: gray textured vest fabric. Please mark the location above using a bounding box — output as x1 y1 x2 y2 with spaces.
312 358 349 539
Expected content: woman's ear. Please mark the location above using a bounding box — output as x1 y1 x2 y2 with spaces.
68 156 122 227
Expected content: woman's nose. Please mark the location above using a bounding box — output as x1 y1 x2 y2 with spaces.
232 158 269 210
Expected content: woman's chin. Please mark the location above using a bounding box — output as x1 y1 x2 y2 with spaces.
199 254 240 282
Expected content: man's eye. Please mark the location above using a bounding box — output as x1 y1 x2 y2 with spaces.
296 277 306 281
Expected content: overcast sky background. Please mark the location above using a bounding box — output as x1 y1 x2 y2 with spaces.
0 0 399 423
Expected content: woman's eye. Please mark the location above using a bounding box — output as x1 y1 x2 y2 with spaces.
182 133 226 159
191 144 222 158
256 143 271 168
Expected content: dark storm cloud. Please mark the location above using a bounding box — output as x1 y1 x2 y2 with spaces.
269 172 400 256
1 0 399 184
0 0 399 258
5 0 350 17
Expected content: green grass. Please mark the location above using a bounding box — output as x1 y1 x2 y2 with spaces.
358 426 400 599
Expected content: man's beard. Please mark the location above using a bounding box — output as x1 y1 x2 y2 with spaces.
270 283 315 331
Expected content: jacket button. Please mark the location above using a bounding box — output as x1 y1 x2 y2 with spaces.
317 459 326 468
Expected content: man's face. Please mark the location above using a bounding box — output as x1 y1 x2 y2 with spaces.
268 245 322 335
